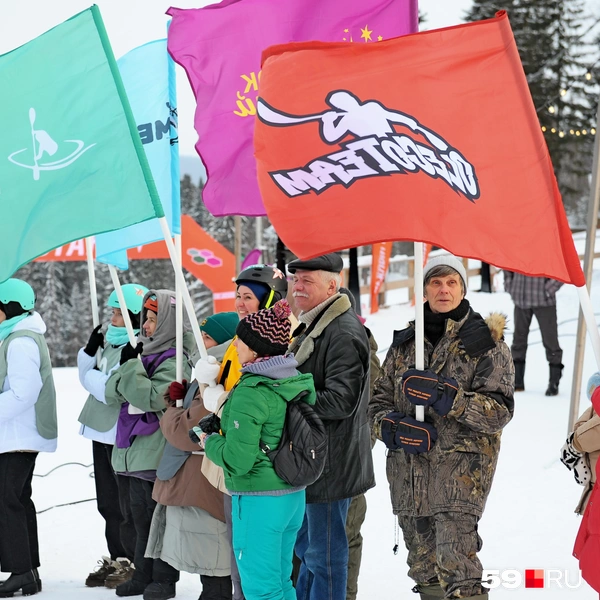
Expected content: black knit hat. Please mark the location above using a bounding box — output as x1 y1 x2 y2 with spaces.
236 300 292 357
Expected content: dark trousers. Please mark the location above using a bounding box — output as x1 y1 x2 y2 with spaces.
345 494 367 600
200 574 233 600
0 452 39 573
129 477 179 585
92 441 136 561
398 512 485 598
511 305 563 365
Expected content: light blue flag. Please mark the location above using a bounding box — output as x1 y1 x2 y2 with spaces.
95 38 181 269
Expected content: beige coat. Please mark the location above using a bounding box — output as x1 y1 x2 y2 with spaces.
573 406 600 514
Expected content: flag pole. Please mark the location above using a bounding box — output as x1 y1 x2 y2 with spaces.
568 285 600 431
159 217 207 360
85 237 100 328
175 233 184 407
107 265 137 346
108 264 145 416
568 94 600 432
414 242 425 422
85 237 102 368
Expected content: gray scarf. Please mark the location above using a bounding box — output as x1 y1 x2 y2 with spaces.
137 289 191 356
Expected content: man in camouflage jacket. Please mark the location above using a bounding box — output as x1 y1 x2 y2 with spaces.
369 255 514 600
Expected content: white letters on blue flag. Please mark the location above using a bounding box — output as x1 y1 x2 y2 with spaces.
95 39 181 269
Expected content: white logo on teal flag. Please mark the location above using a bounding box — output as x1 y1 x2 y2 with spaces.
0 6 163 283
8 108 95 180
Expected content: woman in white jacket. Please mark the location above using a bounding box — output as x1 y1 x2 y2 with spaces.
0 278 57 597
77 283 148 589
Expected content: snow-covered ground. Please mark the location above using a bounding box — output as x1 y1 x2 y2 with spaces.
32 259 600 599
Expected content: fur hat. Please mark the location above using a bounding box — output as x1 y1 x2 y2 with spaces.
200 312 239 345
423 254 467 291
236 300 292 357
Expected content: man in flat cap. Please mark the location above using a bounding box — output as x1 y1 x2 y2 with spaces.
369 254 514 600
288 253 374 600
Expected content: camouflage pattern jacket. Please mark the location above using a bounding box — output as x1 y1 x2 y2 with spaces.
369 307 514 517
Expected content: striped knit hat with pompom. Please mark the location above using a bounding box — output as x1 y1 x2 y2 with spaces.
236 299 292 357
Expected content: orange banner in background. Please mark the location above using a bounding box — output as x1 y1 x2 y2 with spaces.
35 216 236 313
370 242 392 313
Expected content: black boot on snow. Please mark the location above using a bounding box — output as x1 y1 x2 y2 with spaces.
116 578 148 597
545 363 564 396
0 571 39 597
143 581 176 600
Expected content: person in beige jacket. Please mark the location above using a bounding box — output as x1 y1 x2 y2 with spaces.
571 373 600 514
147 322 237 600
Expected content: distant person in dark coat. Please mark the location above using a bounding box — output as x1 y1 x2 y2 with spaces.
503 272 563 395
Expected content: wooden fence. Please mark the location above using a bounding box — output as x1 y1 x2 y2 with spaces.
342 249 600 309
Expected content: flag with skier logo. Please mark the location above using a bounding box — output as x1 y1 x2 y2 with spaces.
255 11 585 286
0 6 163 282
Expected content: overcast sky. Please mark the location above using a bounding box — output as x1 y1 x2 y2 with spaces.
2 0 599 156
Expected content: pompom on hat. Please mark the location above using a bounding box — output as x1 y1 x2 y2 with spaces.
236 300 292 357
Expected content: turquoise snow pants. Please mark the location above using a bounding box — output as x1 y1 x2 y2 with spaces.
231 490 305 600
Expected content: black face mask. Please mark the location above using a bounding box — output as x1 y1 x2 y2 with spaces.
0 301 28 320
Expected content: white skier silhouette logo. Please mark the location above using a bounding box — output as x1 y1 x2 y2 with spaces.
257 90 479 200
8 108 96 180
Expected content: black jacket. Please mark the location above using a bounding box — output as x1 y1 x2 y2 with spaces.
289 294 375 503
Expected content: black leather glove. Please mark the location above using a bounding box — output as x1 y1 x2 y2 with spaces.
83 325 104 357
401 369 459 416
381 412 437 454
120 342 143 365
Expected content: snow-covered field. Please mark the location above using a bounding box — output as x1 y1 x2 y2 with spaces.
32 259 600 599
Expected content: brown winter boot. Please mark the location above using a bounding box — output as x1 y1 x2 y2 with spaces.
85 556 118 587
104 558 135 589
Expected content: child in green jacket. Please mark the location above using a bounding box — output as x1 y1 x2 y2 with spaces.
200 300 315 600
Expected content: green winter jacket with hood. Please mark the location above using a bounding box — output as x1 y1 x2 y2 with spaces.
106 289 193 475
205 356 316 493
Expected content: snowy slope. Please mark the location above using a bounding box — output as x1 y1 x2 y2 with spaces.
31 267 600 599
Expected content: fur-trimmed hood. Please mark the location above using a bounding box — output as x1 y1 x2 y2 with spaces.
485 312 508 343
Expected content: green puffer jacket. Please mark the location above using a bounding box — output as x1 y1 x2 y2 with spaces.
205 371 316 493
105 338 193 474
369 308 514 518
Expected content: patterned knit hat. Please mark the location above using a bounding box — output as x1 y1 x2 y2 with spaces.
236 300 292 357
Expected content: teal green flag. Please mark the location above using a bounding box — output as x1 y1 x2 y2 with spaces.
0 5 164 282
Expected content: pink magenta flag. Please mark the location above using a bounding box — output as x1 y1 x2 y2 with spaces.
167 0 418 216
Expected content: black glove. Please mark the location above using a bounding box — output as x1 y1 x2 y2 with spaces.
83 325 104 357
198 413 221 435
120 342 143 365
401 369 459 416
381 412 437 454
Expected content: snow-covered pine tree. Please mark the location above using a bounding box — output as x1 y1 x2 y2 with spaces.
464 0 598 226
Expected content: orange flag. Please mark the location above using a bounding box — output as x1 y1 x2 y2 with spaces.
254 11 585 286
370 242 392 313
